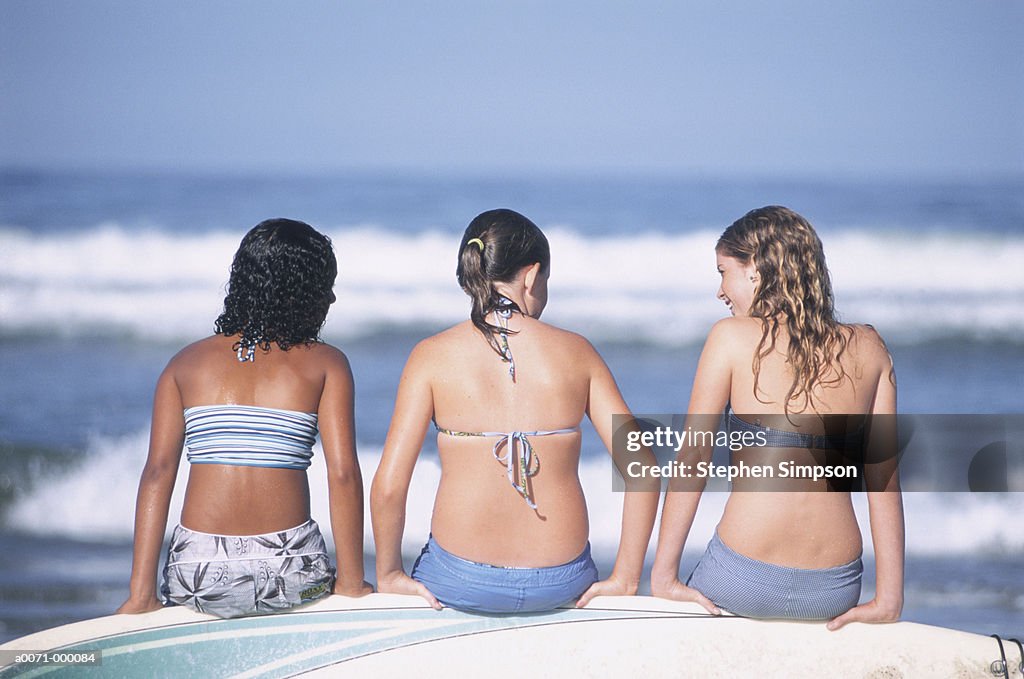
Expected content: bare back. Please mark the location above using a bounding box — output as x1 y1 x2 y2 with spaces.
725 320 888 416
701 318 895 567
421 316 601 566
168 334 339 534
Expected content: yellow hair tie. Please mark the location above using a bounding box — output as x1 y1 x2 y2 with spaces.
467 237 485 252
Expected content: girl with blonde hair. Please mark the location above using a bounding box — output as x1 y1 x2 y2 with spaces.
651 206 904 630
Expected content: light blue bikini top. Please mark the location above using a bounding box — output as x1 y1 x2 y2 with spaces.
184 404 318 470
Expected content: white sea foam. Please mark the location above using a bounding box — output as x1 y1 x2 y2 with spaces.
7 428 1023 558
2 225 1023 345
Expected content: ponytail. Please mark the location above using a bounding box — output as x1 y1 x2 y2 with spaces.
456 209 550 357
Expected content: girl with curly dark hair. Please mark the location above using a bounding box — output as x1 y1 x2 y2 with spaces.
651 206 904 630
118 218 371 618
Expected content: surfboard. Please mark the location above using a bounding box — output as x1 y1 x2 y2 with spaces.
1 594 1020 678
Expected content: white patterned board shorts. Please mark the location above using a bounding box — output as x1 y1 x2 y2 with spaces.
161 519 335 618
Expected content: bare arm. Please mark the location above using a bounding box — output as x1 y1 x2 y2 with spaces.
649 321 733 612
117 365 185 613
370 342 440 608
829 333 904 630
318 349 372 597
575 342 659 606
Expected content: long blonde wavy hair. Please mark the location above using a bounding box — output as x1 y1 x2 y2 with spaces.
717 206 851 414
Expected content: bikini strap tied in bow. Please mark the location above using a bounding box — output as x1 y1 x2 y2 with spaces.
491 431 540 509
434 423 581 510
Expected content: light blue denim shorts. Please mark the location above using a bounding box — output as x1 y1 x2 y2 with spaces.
411 535 599 614
688 530 862 620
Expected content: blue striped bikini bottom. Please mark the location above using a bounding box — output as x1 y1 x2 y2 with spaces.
687 530 862 620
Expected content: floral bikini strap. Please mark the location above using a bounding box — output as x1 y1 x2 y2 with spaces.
495 297 516 382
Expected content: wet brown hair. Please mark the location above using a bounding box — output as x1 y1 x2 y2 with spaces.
456 209 550 357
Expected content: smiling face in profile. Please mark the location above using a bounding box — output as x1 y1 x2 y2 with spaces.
715 251 757 317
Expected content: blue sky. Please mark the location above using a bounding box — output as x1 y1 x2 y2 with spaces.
2 1 1021 178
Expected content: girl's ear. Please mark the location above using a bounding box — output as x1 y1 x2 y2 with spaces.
743 259 758 284
523 262 543 292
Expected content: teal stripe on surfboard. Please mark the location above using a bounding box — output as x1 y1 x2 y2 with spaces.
2 595 1012 677
0 605 698 678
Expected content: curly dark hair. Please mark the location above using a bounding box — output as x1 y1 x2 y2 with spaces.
215 218 337 355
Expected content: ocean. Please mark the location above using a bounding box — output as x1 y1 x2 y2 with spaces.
0 168 1021 643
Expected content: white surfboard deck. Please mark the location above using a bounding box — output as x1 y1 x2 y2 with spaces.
1 594 1020 678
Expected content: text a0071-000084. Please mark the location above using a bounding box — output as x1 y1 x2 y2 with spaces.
2 650 102 667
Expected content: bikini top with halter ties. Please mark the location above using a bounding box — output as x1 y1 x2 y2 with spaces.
434 298 580 509
725 405 864 450
184 404 318 470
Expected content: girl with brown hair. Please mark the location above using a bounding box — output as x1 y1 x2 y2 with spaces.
371 208 658 613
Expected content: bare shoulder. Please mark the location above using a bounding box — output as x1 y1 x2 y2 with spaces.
534 319 603 361
540 320 595 347
849 322 888 345
401 322 473 373
847 323 892 365
148 337 222 399
163 335 221 374
410 322 468 356
306 341 352 372
705 316 762 349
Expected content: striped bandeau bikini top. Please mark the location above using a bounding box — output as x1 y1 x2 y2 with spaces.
183 404 318 470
